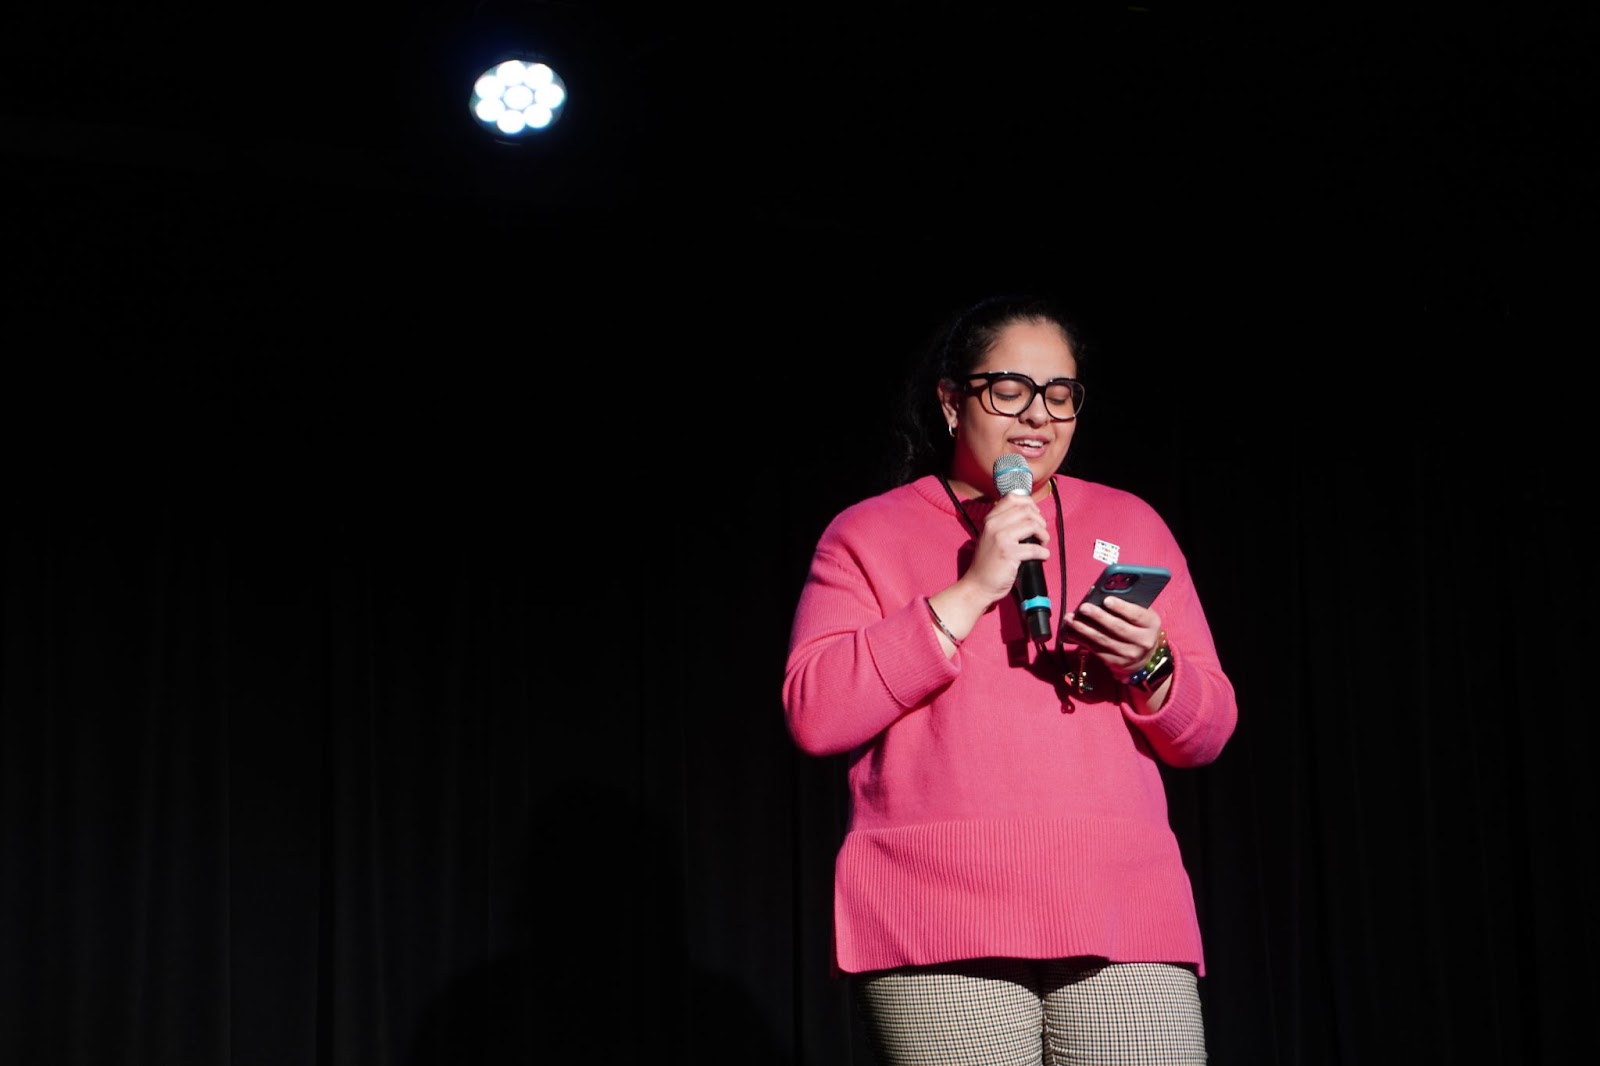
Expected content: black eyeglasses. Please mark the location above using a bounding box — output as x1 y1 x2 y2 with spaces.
963 372 1085 422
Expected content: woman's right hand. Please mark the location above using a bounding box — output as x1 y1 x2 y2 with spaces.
968 493 1050 602
932 494 1051 638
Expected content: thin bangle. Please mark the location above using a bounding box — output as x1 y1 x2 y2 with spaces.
924 597 963 646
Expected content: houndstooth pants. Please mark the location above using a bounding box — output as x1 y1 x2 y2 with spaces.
853 958 1207 1065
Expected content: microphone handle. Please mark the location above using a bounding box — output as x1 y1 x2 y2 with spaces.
999 474 1052 642
1016 539 1052 642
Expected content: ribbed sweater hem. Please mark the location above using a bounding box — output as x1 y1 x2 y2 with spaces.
833 815 1207 976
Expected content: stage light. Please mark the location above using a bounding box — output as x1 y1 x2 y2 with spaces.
411 2 647 205
469 56 568 140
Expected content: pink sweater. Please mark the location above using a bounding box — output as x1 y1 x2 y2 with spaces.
783 474 1237 976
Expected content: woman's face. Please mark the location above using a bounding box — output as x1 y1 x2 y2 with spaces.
940 319 1080 499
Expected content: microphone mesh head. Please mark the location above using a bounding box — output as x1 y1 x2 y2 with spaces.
992 453 1033 497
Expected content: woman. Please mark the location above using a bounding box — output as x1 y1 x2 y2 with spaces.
782 292 1237 1065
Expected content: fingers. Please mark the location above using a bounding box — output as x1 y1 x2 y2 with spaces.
1064 598 1163 675
982 495 1049 554
963 497 1050 604
1089 594 1158 630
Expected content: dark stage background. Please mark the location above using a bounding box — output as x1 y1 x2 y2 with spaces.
2 4 1596 1064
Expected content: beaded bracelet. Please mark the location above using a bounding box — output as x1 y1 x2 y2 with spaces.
924 597 963 646
1123 629 1172 690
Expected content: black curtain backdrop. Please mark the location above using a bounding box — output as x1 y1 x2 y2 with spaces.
3 6 1598 1065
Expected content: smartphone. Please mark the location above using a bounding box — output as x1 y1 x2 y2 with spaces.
1073 563 1171 614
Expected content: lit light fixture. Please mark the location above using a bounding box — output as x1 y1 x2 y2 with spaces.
469 57 568 140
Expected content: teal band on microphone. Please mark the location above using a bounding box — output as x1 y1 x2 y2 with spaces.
1021 595 1051 612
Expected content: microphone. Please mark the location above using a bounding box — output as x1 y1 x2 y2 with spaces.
993 453 1052 643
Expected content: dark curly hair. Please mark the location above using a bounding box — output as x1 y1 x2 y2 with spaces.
884 293 1087 487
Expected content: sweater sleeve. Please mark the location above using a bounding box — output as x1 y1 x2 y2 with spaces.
782 534 960 758
1118 556 1237 768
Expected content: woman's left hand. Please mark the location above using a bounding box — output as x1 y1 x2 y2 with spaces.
1062 596 1163 679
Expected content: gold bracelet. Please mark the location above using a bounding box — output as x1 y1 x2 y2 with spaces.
925 597 963 646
